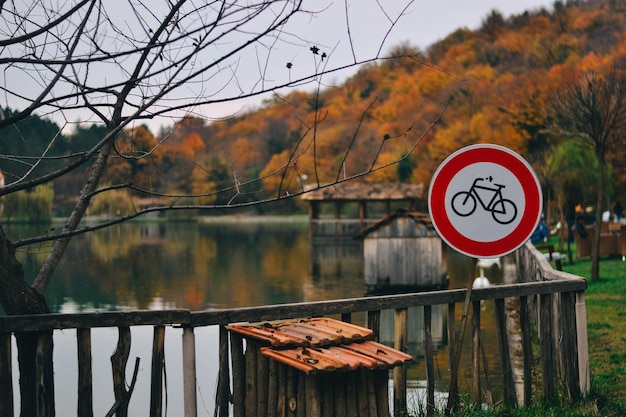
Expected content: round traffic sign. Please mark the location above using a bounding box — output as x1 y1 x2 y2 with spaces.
428 144 542 258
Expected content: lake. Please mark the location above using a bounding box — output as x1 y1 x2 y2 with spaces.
6 217 504 416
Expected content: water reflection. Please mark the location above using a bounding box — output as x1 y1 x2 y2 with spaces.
8 218 500 313
6 218 504 416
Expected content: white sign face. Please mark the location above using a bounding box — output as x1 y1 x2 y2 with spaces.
428 144 542 258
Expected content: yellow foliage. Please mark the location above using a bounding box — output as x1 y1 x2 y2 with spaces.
365 152 397 183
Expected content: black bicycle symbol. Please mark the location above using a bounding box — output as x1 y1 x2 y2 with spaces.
451 176 518 224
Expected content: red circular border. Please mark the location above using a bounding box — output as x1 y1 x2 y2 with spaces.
428 144 542 258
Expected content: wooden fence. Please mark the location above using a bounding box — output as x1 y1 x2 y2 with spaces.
0 242 589 417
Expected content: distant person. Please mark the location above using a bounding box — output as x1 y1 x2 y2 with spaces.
531 217 549 244
574 214 588 238
614 200 623 222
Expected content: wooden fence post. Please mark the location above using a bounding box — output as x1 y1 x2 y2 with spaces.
150 325 165 417
471 301 481 404
423 305 435 417
446 302 458 412
0 332 13 417
77 328 93 417
182 326 197 417
245 342 258 416
394 308 408 416
539 293 555 401
519 295 533 406
575 291 590 397
217 325 231 417
230 331 245 417
368 310 381 342
559 292 580 400
495 298 516 407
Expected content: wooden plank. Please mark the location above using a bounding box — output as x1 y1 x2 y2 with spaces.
150 325 165 417
0 310 191 332
540 293 555 401
230 332 246 417
77 328 93 417
257 349 269 417
267 359 278 417
575 291 590 396
322 373 334 417
278 358 288 416
182 327 198 417
341 312 352 324
368 310 381 342
393 308 408 415
296 370 306 417
190 280 586 327
217 325 230 417
345 370 358 417
356 368 370 417
286 366 298 417
560 292 580 400
0 279 586 332
334 373 347 417
0 332 13 417
423 306 435 417
305 374 322 417
245 342 258 417
366 370 378 417
447 302 458 411
375 369 390 417
519 296 533 406
471 301 481 404
495 299 516 407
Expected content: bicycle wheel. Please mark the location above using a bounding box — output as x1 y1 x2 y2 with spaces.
491 198 517 224
451 191 476 217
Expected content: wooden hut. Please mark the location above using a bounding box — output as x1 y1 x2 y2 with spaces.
301 182 424 237
228 317 412 417
356 209 448 293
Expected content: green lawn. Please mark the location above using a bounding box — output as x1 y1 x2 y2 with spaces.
560 248 626 416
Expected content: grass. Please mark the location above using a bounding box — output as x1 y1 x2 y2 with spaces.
413 236 626 416
562 247 626 416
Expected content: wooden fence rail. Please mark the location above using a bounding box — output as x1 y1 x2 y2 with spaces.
0 242 589 417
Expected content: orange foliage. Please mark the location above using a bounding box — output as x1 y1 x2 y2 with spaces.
151 0 626 200
181 132 205 157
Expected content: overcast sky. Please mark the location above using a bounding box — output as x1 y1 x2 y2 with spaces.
373 0 554 50
186 0 556 124
4 1 557 131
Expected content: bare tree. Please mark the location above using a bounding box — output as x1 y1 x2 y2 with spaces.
549 70 626 281
0 0 450 413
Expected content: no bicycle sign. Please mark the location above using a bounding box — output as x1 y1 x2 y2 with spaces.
428 144 542 258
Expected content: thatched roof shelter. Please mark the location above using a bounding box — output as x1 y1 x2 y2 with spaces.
301 182 425 237
301 182 423 201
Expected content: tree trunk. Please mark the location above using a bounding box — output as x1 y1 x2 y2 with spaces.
591 152 605 282
0 133 115 416
0 225 55 416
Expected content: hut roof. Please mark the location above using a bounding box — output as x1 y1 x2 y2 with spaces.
355 208 434 239
301 182 423 201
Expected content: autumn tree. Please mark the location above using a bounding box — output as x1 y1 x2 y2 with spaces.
0 1 437 413
549 69 626 281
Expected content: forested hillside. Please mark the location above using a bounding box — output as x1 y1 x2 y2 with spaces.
2 0 625 216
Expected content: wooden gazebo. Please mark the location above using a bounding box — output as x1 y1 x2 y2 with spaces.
301 182 424 237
